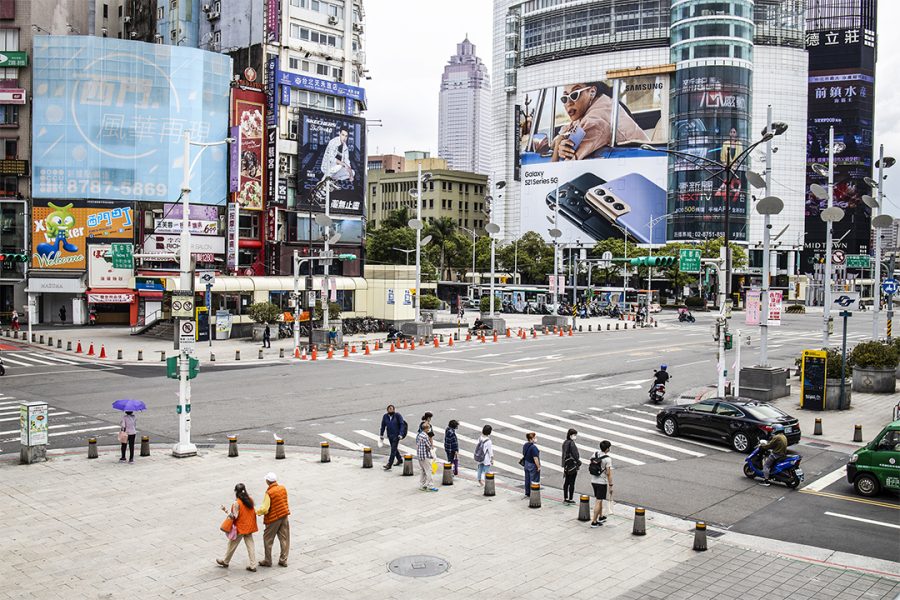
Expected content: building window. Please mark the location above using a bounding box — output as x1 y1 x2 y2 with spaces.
171 0 177 9
118 5 123 17
3 139 16 158
103 3 109 18
238 213 259 238
332 67 343 80
316 64 329 76
0 175 16 197
0 106 18 126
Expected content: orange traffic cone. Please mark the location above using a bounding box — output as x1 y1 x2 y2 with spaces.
532 328 537 338
294 346 300 359
433 336 439 348
493 331 499 343
364 343 371 355
480 334 486 343
390 342 396 352
506 328 511 338
410 339 416 350
543 327 549 335
568 327 573 336
327 346 334 359
466 332 471 342
99 345 107 359
402 339 408 350
311 347 318 361
343 345 349 358
448 336 454 347
76 340 83 353
558 328 564 337
87 342 95 356
351 344 357 354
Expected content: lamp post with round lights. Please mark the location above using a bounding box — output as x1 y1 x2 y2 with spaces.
862 145 895 339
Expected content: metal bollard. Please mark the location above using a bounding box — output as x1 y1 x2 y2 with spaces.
578 495 591 521
578 325 583 332
137 349 143 361
235 350 240 361
528 483 542 508
67 340 72 351
588 324 592 332
39 335 44 344
117 349 123 360
275 439 285 459
853 424 862 443
160 351 166 362
814 418 823 435
228 436 239 457
57 339 62 349
615 323 619 330
87 438 98 459
483 472 496 496
210 352 215 362
362 447 373 468
258 348 264 359
402 454 414 476
47 336 53 346
693 522 708 551
140 436 150 457
320 441 331 463
279 347 285 358
633 507 647 536
607 323 610 330
442 462 453 486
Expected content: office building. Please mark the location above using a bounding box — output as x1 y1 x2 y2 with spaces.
438 37 492 175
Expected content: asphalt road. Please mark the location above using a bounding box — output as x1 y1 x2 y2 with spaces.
2 310 897 561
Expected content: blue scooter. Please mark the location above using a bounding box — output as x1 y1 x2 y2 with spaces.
742 446 804 488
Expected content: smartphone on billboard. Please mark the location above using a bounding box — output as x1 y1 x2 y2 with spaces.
546 173 619 241
566 126 586 152
586 173 667 244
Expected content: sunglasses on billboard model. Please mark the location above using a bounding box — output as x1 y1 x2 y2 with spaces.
560 87 592 104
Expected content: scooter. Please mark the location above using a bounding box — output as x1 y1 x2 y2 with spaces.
649 383 665 404
678 310 695 323
0 355 5 376
742 446 804 488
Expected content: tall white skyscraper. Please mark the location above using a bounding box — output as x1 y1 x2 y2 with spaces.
439 37 491 175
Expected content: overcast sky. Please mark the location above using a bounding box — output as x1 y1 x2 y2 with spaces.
365 2 900 216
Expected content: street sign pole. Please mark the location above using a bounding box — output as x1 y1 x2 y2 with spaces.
205 283 212 347
887 254 897 342
839 310 851 410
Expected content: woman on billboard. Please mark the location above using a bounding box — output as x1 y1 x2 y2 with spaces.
551 82 648 161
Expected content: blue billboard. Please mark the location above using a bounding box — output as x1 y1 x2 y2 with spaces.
31 37 232 204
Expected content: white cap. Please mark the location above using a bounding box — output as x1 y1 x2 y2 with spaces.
265 472 277 483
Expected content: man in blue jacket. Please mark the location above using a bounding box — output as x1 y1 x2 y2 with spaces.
379 404 408 470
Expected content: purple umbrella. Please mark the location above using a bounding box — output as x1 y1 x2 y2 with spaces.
112 399 146 412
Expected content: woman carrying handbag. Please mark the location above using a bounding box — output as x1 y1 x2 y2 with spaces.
217 483 259 571
119 411 137 463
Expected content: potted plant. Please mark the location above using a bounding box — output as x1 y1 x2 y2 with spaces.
479 295 501 316
823 348 852 410
849 340 899 393
419 293 441 322
247 302 281 342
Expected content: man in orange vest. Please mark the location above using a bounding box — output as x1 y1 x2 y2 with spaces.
256 472 291 567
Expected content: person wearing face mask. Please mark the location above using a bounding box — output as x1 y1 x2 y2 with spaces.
551 82 648 162
561 429 581 504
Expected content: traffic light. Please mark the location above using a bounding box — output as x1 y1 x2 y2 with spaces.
724 331 733 350
0 253 28 263
628 256 676 267
188 357 200 379
166 356 200 380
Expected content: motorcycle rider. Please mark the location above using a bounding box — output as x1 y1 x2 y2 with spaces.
649 364 670 400
758 424 788 487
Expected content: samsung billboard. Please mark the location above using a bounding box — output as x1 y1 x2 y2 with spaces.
31 36 232 204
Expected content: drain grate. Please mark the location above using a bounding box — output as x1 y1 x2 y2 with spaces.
388 555 449 577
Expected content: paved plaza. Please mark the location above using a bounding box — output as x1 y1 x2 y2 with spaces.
2 445 898 600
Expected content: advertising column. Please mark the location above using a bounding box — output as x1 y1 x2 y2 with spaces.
231 86 267 274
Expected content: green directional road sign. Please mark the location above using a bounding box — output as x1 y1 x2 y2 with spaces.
679 249 702 273
110 243 134 269
846 254 871 269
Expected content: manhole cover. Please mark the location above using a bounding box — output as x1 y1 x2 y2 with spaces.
388 555 449 577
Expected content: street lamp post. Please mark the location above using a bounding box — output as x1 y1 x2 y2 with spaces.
549 183 562 306
391 247 415 266
407 166 432 323
173 132 233 459
863 147 896 339
486 222 501 317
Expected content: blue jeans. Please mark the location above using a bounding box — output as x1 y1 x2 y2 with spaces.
476 463 491 481
524 463 540 495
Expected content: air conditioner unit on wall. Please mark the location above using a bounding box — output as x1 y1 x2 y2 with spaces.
207 11 220 20
328 16 338 25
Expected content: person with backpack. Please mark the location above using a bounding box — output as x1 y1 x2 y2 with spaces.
561 428 581 504
589 440 613 527
521 432 541 497
473 425 493 486
379 404 408 470
444 420 460 475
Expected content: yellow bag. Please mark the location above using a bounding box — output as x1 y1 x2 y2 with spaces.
431 460 438 474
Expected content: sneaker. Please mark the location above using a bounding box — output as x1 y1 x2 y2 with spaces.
590 521 602 528
216 560 228 568
246 566 257 572
119 458 126 462
128 459 134 464
278 561 288 568
598 516 607 522
420 486 428 491
258 561 272 568
758 480 771 487
428 487 439 492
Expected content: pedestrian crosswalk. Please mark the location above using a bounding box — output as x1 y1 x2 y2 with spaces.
0 395 120 452
0 350 85 368
316 404 732 478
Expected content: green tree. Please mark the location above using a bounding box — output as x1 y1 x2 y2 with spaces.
365 226 416 265
498 231 554 285
424 216 458 280
381 207 412 230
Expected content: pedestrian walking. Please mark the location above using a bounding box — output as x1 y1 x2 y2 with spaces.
444 420 460 475
119 411 137 463
11 310 18 331
379 404 408 470
521 432 541 497
262 322 272 348
474 425 494 487
418 411 433 433
416 423 438 492
256 473 290 568
589 440 613 527
561 428 581 504
58 305 66 323
217 483 259 571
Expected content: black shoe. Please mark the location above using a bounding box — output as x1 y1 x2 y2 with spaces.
383 465 392 471
598 516 607 522
758 479 771 487
590 521 602 528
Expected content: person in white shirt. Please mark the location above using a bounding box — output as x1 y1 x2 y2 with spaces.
590 440 613 527
319 128 354 183
474 425 494 487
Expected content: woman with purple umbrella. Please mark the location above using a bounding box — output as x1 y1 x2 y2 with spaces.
113 400 146 463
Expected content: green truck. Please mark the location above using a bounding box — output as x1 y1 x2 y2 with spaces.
847 420 900 496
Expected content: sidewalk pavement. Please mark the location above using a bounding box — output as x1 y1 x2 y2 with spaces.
1 313 656 366
2 445 898 600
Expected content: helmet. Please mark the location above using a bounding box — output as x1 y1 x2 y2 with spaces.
660 365 667 371
772 424 785 433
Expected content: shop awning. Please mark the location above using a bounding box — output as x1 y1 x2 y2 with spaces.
87 289 135 304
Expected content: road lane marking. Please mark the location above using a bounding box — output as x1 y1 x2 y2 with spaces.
539 373 590 383
28 353 78 364
597 410 655 424
429 432 519 476
320 433 366 451
621 407 660 417
587 409 730 452
538 412 700 457
824 511 900 530
800 489 900 509
457 421 562 457
489 367 548 377
672 359 712 369
803 465 847 492
508 415 646 466
0 355 34 366
347 358 465 374
0 411 70 423
0 424 120 443
452 430 564 473
21 354 60 365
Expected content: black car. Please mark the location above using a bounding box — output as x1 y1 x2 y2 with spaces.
656 398 801 453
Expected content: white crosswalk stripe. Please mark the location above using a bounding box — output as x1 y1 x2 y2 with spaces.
320 433 366 451
0 395 122 448
0 411 70 423
1 351 84 367
29 353 78 365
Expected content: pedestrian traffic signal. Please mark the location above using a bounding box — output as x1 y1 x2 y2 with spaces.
724 331 733 350
166 356 200 380
629 256 676 267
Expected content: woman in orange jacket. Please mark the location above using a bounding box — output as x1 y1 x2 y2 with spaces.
217 483 260 571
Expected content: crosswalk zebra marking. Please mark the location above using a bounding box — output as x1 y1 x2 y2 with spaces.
19 354 57 365
453 430 564 473
320 433 366 451
0 411 70 423
457 421 562 458
0 355 33 366
28 353 78 365
537 412 701 457
352 430 414 455
508 415 648 466
579 415 705 457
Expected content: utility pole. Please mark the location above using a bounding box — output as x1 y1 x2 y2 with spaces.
759 106 773 367
823 127 836 347
322 180 331 332
888 253 897 343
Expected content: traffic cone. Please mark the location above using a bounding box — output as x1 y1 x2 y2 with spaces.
506 328 511 337
448 336 454 347
311 347 317 361
364 343 371 355
544 327 549 335
389 342 396 352
433 336 439 348
480 334 486 343
532 328 537 338
466 332 471 342
76 340 83 353
559 328 564 337
410 339 416 350
294 347 301 359
99 345 107 359
493 331 499 343
402 339 408 350
87 342 95 356
327 346 334 359
343 345 349 358
568 327 573 337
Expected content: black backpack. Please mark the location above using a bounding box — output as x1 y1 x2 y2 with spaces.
588 453 608 476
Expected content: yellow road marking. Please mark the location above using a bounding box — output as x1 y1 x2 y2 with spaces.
799 488 900 510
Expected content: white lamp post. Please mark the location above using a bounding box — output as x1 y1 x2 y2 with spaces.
548 185 562 306
173 131 234 459
485 222 501 317
408 166 432 322
863 146 896 339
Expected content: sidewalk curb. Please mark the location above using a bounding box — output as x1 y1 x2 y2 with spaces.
17 442 897 580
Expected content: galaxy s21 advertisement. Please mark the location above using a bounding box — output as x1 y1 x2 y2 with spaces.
516 74 669 245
